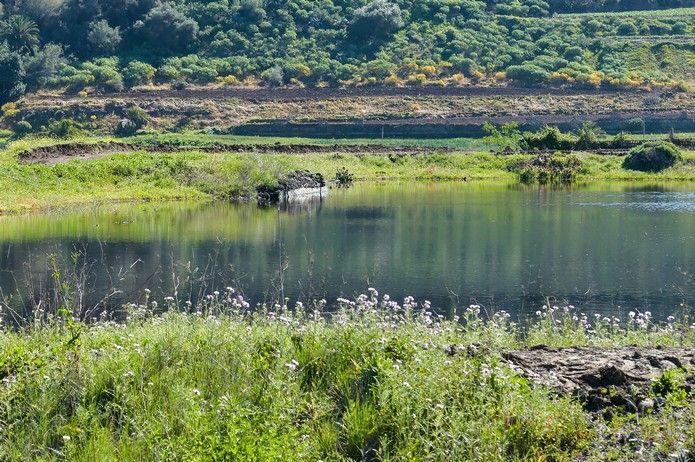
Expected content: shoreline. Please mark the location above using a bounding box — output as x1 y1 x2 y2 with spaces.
0 135 694 215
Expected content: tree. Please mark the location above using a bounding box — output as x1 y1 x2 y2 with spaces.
0 15 40 53
12 0 63 28
135 4 199 54
0 45 25 104
23 43 65 89
349 0 404 42
87 20 121 55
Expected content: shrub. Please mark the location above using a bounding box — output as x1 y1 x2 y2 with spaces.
124 106 150 129
575 121 604 148
361 59 396 80
114 118 137 137
450 57 478 76
82 59 124 92
123 61 156 87
617 21 638 36
523 126 575 151
172 79 188 90
48 118 84 138
1 101 19 119
335 167 354 187
622 142 681 172
13 120 32 137
514 153 583 184
672 22 688 35
87 20 121 55
59 66 95 93
505 64 549 84
220 75 240 86
134 3 199 54
261 66 284 87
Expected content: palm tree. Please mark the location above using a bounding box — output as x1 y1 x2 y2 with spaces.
0 15 40 53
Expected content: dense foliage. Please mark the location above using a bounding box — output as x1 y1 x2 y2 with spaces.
2 291 695 460
622 141 682 171
0 0 693 101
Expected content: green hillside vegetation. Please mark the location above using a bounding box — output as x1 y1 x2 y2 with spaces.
0 0 694 105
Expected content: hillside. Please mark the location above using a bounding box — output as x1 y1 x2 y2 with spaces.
0 0 694 106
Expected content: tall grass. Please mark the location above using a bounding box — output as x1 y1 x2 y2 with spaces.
1 289 695 460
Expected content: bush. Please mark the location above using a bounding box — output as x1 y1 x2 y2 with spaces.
87 20 121 55
261 66 284 87
47 118 84 138
114 106 149 136
13 120 32 137
622 142 681 172
617 21 638 36
672 22 688 35
59 66 95 93
514 153 583 184
505 64 549 85
114 118 137 137
124 106 150 129
523 126 575 151
123 61 156 87
134 3 199 54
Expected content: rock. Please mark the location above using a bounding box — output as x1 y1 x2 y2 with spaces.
503 346 695 411
655 396 666 409
638 398 655 414
257 170 327 205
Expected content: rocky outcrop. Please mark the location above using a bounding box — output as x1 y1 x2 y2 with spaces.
504 346 695 411
257 170 327 205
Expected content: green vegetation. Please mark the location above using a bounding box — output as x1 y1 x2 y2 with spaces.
1 292 695 461
0 0 693 105
623 141 682 172
0 134 693 213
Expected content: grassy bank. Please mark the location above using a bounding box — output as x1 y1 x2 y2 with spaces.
0 135 694 213
1 293 695 461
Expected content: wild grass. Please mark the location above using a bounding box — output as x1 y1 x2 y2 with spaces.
131 132 495 151
2 290 695 461
0 135 694 214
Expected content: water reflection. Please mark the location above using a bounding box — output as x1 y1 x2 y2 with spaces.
0 182 693 320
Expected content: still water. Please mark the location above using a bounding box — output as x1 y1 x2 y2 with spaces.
1 182 694 319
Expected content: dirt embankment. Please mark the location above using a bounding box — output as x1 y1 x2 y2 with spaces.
505 346 695 412
18 141 457 165
18 89 695 136
61 85 643 101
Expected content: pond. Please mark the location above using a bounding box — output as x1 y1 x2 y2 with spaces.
1 182 694 320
